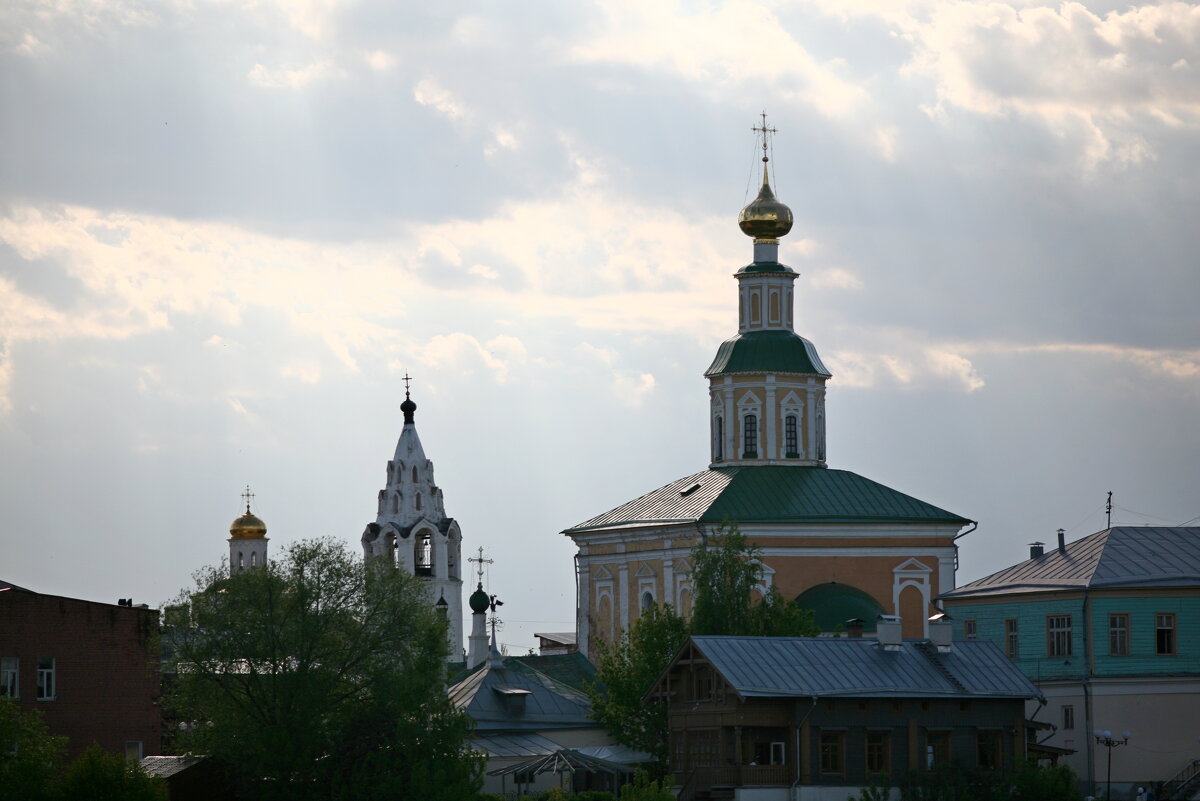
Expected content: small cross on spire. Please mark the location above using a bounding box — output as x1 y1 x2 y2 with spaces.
751 111 777 164
241 484 255 514
468 546 494 584
402 371 412 398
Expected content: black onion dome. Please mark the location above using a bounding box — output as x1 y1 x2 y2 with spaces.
401 394 417 424
469 583 490 613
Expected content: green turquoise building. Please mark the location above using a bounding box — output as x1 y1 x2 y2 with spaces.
940 526 1200 799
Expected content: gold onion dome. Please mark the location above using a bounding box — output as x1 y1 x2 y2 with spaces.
738 162 793 240
229 511 267 539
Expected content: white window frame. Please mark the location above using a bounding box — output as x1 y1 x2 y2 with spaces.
36 657 54 701
1 657 18 698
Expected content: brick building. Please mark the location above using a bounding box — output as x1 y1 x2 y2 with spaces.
0 580 161 759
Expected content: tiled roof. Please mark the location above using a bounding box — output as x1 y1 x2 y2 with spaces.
565 466 969 534
941 527 1200 600
683 636 1040 700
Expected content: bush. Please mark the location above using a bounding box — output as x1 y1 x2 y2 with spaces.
56 744 166 801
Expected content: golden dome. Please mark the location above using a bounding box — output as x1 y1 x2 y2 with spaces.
738 163 793 240
229 511 267 539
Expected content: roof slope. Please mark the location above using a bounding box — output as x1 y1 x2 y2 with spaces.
941 527 1200 600
705 330 831 377
448 658 596 733
685 635 1040 700
565 466 969 534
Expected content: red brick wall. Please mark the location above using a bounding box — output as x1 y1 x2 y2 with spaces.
0 587 161 758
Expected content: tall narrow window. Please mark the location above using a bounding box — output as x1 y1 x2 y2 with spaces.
964 620 978 639
714 417 724 462
1 657 17 698
415 492 422 511
415 532 433 576
641 591 654 614
743 414 758 458
784 415 799 457
1109 613 1130 656
1062 705 1075 730
819 731 845 775
925 731 950 769
1156 613 1177 655
412 466 418 483
1005 619 1019 659
865 731 890 776
1047 615 1072 657
250 552 257 567
36 658 54 700
750 293 761 324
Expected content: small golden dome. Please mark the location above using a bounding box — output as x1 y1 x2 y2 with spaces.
738 163 793 240
229 512 267 539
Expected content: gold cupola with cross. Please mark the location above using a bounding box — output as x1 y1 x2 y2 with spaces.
228 485 269 573
705 115 831 467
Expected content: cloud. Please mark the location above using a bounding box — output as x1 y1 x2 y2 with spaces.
413 77 467 120
248 61 339 89
280 360 322 383
575 342 657 407
416 332 527 383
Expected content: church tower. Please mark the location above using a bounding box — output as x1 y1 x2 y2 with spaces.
361 383 464 661
706 130 831 467
228 486 269 574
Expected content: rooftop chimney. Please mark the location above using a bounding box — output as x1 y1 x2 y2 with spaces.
1029 542 1045 559
845 618 864 639
928 613 952 651
876 615 902 650
1057 528 1066 553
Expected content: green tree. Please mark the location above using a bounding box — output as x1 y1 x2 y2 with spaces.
56 743 166 801
587 603 688 765
0 697 65 801
618 768 675 801
166 538 482 801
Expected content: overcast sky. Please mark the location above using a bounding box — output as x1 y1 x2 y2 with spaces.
2 0 1198 653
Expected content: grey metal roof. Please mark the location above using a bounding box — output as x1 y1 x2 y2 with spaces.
941 527 1200 600
448 659 596 732
139 755 207 779
471 732 563 758
565 466 969 534
682 636 1041 700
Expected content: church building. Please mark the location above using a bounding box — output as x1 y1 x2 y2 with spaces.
361 386 465 660
564 134 973 656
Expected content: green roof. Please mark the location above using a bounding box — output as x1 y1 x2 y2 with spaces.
565 466 971 533
737 260 794 274
705 330 831 377
794 582 885 632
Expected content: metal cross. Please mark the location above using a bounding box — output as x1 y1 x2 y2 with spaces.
402 372 412 396
241 485 255 514
468 546 494 584
751 111 777 160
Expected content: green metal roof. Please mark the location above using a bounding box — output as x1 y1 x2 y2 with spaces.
564 466 970 533
736 260 794 274
794 582 886 632
704 330 831 377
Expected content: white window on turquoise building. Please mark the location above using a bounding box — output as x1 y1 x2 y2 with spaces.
1156 613 1177 655
1047 615 1072 657
964 619 978 639
1004 619 1019 658
1109 613 1130 656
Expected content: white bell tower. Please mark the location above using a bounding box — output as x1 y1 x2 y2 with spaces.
361 379 464 661
228 485 269 574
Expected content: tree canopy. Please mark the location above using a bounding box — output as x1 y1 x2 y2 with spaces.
587 526 818 767
0 697 65 801
166 538 482 801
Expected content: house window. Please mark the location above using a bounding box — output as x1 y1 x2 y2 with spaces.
925 731 950 769
1005 619 1019 658
714 416 723 462
784 415 799 457
36 658 54 701
692 667 716 701
1 658 17 698
769 741 786 766
742 414 758 458
1156 613 1177 655
1047 615 1072 657
819 731 845 775
640 591 654 614
866 731 891 775
1062 705 1075 731
964 620 977 639
1109 613 1130 656
125 741 144 762
977 730 1002 770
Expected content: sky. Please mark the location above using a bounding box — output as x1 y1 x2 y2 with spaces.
2 0 1198 654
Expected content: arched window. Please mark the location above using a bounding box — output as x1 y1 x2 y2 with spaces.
641 591 654 614
237 552 244 569
415 492 422 511
750 292 761 324
785 414 799 457
415 531 433 576
714 416 724 461
743 414 758 458
412 466 418 483
769 291 780 323
250 552 257 567
392 493 400 514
